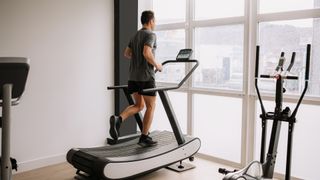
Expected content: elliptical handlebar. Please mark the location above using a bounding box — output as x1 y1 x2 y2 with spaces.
275 52 285 72
255 44 311 119
305 44 311 81
259 49 298 80
287 52 296 72
260 74 298 80
291 44 311 118
255 46 260 79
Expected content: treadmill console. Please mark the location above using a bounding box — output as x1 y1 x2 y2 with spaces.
176 49 193 61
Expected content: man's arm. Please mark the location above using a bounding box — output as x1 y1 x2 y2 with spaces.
124 47 132 59
143 45 162 71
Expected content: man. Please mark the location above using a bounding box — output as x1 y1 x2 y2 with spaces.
109 10 162 147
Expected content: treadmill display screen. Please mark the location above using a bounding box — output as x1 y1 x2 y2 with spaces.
176 49 193 61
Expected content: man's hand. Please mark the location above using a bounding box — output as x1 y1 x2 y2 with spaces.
124 47 132 59
155 63 163 72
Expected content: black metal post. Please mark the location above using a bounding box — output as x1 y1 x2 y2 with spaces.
260 117 267 164
255 46 267 164
285 121 295 180
158 90 185 145
263 76 283 178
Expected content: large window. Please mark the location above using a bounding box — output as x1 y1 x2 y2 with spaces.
255 101 320 180
155 29 185 62
195 0 245 20
256 1 320 179
194 94 242 163
155 29 186 83
152 0 186 24
194 25 244 90
151 0 246 167
259 0 320 14
151 92 188 134
138 0 320 179
258 18 320 96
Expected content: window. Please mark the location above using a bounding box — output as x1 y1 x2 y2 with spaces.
152 0 186 24
255 101 320 180
195 0 245 20
155 29 185 62
258 18 320 96
138 1 320 178
151 92 188 134
259 0 320 14
155 29 186 83
194 94 242 163
194 25 244 90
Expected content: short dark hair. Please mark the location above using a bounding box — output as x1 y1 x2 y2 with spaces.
141 10 154 25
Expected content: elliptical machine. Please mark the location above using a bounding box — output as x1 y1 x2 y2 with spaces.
0 57 30 180
219 44 311 180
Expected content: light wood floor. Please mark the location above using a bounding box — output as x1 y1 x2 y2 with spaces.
13 157 228 180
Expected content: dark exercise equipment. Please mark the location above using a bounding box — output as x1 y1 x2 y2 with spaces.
219 44 311 180
0 57 30 180
67 49 201 180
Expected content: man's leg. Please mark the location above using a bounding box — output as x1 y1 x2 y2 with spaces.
109 93 144 140
138 95 158 147
141 95 156 135
120 93 144 120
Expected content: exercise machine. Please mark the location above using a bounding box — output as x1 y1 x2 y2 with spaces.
0 57 30 180
67 49 201 179
219 44 311 180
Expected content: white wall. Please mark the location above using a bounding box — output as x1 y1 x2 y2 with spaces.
0 0 114 172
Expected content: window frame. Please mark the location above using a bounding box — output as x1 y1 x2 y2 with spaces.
138 0 320 179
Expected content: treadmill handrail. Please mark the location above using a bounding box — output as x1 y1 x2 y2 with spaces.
107 85 128 90
107 59 199 93
142 59 199 93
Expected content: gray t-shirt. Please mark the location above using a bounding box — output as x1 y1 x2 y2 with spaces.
128 28 157 81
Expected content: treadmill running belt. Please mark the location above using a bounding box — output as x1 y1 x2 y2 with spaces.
79 131 177 158
67 130 200 179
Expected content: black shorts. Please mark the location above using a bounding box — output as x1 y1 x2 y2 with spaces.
128 80 156 96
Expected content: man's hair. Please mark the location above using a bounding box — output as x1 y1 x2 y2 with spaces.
141 10 154 25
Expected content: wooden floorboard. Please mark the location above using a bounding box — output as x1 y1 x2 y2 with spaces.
13 157 228 180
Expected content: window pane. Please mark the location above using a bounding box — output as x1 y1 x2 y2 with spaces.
255 100 320 179
259 0 320 14
194 25 244 90
153 0 186 24
155 29 186 83
195 0 244 20
150 92 187 134
194 94 242 163
155 63 186 84
155 29 185 62
258 18 320 96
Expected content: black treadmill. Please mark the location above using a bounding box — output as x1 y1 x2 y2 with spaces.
67 49 201 179
0 57 30 180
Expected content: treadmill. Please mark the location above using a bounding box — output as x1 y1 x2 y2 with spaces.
67 49 201 179
0 57 30 180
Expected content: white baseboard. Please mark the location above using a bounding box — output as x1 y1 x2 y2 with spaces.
14 153 66 174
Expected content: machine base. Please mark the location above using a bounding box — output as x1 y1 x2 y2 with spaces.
166 161 195 172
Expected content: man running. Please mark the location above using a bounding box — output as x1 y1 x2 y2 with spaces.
109 10 162 147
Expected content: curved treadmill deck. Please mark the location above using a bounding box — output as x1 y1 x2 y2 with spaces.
67 131 200 179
